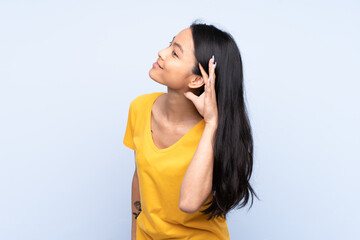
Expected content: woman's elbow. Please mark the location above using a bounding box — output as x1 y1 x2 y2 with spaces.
179 189 212 213
179 200 199 213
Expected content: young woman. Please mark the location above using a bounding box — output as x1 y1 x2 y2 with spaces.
124 21 258 240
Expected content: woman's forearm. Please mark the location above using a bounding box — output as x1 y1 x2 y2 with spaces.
179 123 217 213
131 152 141 239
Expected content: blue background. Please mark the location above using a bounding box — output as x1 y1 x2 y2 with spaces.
1 0 359 239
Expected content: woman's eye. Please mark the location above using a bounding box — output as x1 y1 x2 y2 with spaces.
168 42 177 57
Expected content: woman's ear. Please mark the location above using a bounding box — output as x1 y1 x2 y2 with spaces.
188 75 204 89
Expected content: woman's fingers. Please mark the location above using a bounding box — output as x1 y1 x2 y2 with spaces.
207 57 213 98
198 62 208 85
195 57 218 120
208 56 213 83
208 56 216 88
199 56 216 96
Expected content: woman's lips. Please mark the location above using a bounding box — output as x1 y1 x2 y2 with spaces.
153 62 163 69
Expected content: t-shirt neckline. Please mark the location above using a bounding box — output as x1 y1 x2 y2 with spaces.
147 92 204 153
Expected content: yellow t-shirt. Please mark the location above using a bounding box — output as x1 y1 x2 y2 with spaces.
123 92 230 240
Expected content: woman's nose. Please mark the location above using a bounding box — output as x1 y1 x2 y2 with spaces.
158 47 169 60
158 49 164 60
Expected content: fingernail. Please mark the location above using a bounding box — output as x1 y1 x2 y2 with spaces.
214 62 217 69
211 55 215 63
209 76 212 83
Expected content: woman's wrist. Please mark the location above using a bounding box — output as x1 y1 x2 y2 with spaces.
205 121 218 131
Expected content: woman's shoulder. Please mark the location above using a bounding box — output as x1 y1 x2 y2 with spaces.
130 92 165 108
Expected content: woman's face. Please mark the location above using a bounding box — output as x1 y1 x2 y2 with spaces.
149 27 203 91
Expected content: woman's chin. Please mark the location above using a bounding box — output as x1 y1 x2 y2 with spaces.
149 74 167 87
149 71 159 82
148 70 155 79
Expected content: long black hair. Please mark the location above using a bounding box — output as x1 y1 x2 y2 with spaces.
190 20 259 220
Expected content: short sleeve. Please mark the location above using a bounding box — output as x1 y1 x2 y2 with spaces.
123 101 135 150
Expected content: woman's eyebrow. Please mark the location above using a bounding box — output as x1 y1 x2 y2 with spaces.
171 36 184 54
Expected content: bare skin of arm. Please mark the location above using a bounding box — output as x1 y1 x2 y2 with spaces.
179 124 216 213
131 151 141 240
180 58 218 213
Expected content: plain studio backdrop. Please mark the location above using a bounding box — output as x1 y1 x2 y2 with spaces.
0 0 359 239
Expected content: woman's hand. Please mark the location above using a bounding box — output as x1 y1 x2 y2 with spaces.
184 56 218 128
